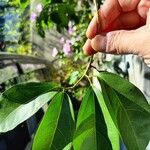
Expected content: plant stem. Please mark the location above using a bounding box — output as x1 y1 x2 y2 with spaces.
64 1 101 91
65 56 93 90
85 74 92 86
93 0 101 32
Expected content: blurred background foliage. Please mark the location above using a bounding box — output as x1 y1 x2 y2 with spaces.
0 0 31 54
30 0 101 96
0 0 104 100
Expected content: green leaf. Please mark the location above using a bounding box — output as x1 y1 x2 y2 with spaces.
62 143 72 150
69 71 80 85
32 92 75 150
0 92 57 133
93 86 120 150
2 82 58 103
98 72 150 150
73 88 112 150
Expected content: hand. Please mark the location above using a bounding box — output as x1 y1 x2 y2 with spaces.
83 0 150 66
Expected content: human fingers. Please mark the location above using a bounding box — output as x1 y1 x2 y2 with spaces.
83 39 97 55
91 26 149 57
101 11 143 32
138 0 150 19
143 8 150 66
86 0 121 39
86 0 141 39
84 11 141 55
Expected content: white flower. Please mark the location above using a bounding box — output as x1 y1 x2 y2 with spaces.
36 3 43 13
52 47 58 57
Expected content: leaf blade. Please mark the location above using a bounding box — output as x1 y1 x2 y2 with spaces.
93 86 120 150
32 92 75 150
2 82 58 104
98 72 150 113
73 88 112 150
0 91 57 133
98 72 150 150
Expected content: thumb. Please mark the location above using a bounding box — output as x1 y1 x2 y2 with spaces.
91 29 143 55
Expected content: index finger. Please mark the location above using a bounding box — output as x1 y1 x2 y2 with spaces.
86 0 121 39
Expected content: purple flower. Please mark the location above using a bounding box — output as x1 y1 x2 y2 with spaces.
30 12 37 22
68 21 76 35
36 3 43 13
68 28 74 35
52 47 58 57
68 26 76 35
63 42 72 56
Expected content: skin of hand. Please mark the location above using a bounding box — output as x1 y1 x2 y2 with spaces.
83 0 150 66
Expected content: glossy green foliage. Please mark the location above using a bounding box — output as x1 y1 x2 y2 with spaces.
0 82 57 132
0 72 149 150
73 88 112 150
0 92 57 132
93 86 120 150
2 82 58 103
98 72 150 150
32 92 75 150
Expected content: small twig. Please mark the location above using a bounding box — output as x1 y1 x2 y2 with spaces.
65 56 93 90
93 0 101 32
91 65 106 73
91 65 100 72
64 1 101 91
85 75 93 86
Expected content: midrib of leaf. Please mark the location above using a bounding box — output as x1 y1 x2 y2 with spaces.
112 89 140 150
93 86 120 150
65 95 73 142
67 95 75 121
49 93 64 150
56 127 67 143
95 82 118 127
93 93 112 150
100 81 140 149
93 93 97 150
